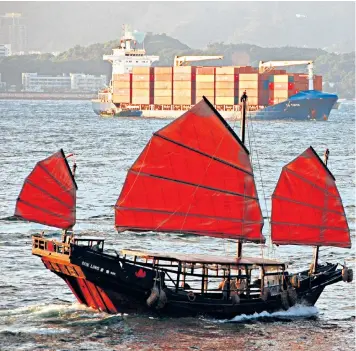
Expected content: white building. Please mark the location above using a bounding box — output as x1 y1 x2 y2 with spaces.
22 72 107 92
22 73 71 92
70 74 107 92
0 44 11 56
0 73 6 90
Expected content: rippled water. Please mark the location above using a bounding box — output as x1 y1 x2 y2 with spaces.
0 100 355 350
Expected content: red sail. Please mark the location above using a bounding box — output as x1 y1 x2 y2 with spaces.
115 98 264 242
15 150 77 229
272 147 350 248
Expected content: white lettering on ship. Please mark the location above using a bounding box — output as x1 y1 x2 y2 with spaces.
81 261 117 276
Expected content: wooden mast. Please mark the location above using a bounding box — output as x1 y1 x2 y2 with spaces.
237 98 247 258
312 148 330 273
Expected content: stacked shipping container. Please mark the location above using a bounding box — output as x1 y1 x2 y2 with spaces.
132 67 152 105
154 67 172 105
112 66 322 108
215 67 237 105
112 73 131 103
195 67 215 104
239 73 259 106
173 66 195 105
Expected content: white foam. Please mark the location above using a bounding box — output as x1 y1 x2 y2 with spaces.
225 304 319 323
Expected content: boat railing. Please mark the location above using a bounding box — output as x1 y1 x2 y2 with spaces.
32 235 71 256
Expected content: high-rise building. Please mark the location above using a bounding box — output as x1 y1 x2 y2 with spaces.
0 13 27 54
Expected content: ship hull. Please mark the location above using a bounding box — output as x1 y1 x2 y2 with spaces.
253 90 337 121
39 244 344 318
92 91 337 121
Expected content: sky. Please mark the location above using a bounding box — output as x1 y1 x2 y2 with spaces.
0 1 354 53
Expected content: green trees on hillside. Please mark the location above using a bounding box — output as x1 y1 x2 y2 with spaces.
0 33 354 98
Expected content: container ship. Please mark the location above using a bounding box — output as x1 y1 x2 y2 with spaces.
92 25 337 120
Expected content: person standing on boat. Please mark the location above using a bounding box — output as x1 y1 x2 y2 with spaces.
240 90 248 103
218 278 230 300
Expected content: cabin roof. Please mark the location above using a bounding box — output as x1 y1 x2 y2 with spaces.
120 249 285 266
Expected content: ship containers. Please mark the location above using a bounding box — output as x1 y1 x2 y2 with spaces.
172 66 195 105
131 67 153 105
238 73 260 106
196 67 215 104
215 67 237 106
314 75 322 91
154 67 173 105
112 73 131 103
257 73 272 106
268 74 297 105
293 74 309 94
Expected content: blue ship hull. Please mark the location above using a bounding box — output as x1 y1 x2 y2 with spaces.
92 90 337 121
253 90 337 121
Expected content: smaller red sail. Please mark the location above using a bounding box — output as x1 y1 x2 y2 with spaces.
271 147 350 248
15 150 77 229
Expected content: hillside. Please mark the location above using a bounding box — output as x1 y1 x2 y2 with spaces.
0 33 354 98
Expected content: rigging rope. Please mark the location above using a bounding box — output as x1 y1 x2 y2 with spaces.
245 107 276 258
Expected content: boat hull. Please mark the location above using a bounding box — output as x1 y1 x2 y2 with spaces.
39 245 343 318
91 90 337 121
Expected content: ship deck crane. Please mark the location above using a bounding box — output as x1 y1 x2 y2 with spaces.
259 60 314 90
174 55 223 67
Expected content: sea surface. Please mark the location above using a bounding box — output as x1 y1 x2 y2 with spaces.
0 100 355 351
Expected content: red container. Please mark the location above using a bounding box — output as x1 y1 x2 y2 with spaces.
288 82 295 90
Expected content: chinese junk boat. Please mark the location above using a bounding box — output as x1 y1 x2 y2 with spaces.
16 98 352 318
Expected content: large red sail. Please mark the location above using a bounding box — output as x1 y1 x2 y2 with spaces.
115 98 264 242
15 150 77 229
271 147 350 248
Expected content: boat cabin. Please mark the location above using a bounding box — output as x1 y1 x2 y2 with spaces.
120 249 287 300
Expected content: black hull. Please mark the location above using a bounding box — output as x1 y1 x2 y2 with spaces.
52 246 343 319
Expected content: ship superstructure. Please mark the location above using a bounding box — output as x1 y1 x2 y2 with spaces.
93 25 159 114
103 24 159 77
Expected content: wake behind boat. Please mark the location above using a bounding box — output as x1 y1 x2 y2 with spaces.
15 97 352 318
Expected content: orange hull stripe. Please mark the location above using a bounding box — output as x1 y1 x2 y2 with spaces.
64 277 84 304
76 278 98 309
96 286 118 314
85 281 107 312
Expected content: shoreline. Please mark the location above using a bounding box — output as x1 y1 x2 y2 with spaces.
0 92 95 100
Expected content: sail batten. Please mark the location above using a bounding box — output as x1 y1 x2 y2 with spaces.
15 150 77 230
154 133 254 176
25 179 73 209
124 170 260 200
271 147 350 248
37 162 77 196
115 98 264 242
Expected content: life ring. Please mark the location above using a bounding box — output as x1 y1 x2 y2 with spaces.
187 291 196 302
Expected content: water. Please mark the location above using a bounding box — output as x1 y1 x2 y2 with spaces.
0 100 355 350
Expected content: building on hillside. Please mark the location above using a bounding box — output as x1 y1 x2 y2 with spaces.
22 72 107 92
0 44 11 56
0 73 6 90
22 73 71 92
70 74 107 92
